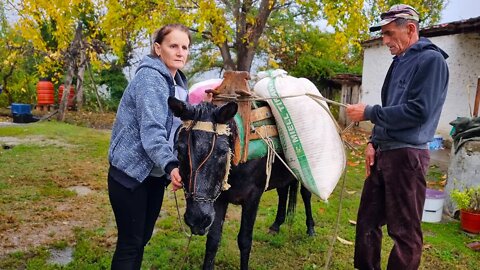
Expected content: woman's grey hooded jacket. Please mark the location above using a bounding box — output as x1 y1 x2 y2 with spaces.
108 55 187 182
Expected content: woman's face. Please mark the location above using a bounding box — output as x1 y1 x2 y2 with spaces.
154 29 190 76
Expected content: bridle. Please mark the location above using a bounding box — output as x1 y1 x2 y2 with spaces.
179 119 232 203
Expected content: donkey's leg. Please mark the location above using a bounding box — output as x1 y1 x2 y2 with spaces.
269 186 288 234
203 200 229 270
238 196 262 270
300 185 315 236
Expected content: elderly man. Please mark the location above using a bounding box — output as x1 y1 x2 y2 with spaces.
346 4 449 270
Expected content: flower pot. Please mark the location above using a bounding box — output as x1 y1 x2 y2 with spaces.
460 209 480 234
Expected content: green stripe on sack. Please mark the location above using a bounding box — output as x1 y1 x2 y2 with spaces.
267 75 318 195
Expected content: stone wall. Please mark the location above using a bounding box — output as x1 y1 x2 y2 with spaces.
444 140 480 216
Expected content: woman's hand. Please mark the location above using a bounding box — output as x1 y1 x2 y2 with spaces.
170 168 183 191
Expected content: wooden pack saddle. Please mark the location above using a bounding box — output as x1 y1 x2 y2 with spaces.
208 71 280 164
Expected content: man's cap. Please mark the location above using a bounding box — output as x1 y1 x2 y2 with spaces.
369 4 420 32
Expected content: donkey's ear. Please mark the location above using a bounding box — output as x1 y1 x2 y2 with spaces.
215 102 238 124
168 97 187 118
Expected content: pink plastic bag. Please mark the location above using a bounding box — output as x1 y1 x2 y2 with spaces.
188 78 223 105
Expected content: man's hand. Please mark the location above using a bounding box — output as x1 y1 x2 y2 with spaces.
203 92 213 102
346 104 367 122
365 143 375 177
170 168 183 192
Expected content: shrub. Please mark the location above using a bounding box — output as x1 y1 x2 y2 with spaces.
451 185 480 213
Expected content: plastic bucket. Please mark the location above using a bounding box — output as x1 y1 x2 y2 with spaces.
428 135 444 150
422 189 445 223
11 103 32 115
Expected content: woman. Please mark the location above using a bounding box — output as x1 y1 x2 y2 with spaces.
107 24 190 270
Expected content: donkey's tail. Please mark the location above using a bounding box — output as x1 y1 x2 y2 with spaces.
286 180 298 222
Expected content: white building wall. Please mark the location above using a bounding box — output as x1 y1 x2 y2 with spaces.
361 32 480 139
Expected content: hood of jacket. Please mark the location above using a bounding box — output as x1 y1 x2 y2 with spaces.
402 37 449 60
135 55 188 88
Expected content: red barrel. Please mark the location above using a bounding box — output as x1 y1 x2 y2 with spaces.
36 80 55 105
58 84 75 107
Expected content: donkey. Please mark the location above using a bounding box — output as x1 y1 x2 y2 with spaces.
168 97 314 270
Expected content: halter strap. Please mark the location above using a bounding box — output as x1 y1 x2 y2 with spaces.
182 120 231 136
181 119 232 203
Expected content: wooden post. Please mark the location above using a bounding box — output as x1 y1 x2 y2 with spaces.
473 77 480 117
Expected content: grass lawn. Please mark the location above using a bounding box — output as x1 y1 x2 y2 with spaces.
0 121 479 269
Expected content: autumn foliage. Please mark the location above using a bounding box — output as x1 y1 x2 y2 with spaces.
1 0 445 117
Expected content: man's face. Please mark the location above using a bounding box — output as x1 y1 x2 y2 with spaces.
381 22 412 56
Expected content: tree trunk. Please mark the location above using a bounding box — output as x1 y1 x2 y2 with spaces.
75 35 88 110
57 23 83 121
87 63 104 113
219 40 235 71
235 0 275 71
2 63 15 105
75 65 85 111
75 57 86 111
57 63 75 121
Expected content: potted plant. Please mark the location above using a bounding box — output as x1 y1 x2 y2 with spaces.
451 185 480 233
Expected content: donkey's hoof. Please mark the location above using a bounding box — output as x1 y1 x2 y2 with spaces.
306 228 316 237
269 225 280 235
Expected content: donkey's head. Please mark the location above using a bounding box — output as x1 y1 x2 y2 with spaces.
168 97 238 235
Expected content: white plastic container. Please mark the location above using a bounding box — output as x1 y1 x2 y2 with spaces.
422 188 445 223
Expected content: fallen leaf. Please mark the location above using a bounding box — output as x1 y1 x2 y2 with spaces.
348 219 357 225
466 241 480 251
423 244 432 250
337 236 353 245
346 190 356 195
347 161 360 167
318 208 325 214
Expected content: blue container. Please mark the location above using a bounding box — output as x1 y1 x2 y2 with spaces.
428 135 444 150
11 103 32 115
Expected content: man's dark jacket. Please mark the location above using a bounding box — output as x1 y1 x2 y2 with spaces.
364 37 449 150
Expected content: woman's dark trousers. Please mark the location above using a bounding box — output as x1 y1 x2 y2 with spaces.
108 174 167 270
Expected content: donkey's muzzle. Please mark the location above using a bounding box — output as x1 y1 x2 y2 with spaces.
184 204 215 235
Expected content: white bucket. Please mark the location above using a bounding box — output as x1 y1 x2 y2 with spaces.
422 189 445 223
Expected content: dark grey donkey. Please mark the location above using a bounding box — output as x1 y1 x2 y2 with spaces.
168 97 314 270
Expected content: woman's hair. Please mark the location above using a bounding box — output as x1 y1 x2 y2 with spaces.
150 24 191 56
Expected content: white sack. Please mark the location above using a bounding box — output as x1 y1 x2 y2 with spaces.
254 70 346 200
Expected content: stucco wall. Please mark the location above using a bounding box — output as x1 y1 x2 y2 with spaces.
361 32 480 139
444 141 480 216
